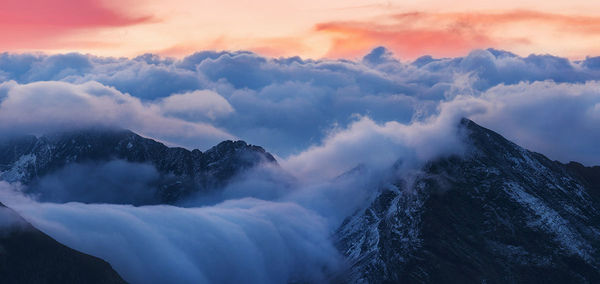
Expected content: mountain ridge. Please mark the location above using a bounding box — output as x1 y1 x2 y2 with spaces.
335 118 600 283
0 128 276 204
2 120 600 283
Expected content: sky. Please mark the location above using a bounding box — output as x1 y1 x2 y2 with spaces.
1 2 600 283
2 0 600 59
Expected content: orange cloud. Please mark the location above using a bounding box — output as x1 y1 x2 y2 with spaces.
316 21 495 59
316 10 600 59
0 0 153 50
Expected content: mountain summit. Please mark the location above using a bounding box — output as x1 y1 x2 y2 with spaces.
336 118 600 283
0 128 276 204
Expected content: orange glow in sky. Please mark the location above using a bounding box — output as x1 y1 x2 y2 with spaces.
2 0 600 59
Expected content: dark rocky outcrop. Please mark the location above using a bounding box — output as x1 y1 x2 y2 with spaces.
0 202 126 284
0 128 276 204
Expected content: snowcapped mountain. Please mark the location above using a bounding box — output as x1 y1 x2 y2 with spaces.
1 120 599 283
335 119 600 283
0 128 276 204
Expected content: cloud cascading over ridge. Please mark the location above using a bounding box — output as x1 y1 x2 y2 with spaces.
0 182 341 284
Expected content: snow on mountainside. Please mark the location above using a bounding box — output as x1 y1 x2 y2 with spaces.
0 128 276 204
335 119 600 283
1 120 599 283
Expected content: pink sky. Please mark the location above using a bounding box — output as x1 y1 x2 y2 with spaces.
2 0 600 59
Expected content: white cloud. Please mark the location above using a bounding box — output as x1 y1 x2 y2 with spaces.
0 80 234 149
464 81 600 165
2 48 600 164
158 90 234 121
0 182 340 284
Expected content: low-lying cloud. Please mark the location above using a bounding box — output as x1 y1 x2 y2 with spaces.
0 105 473 283
0 182 341 284
28 160 160 205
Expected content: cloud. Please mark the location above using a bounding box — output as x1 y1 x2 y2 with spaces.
315 19 494 59
2 46 600 283
0 80 233 149
0 182 341 284
158 90 234 121
0 0 153 50
1 48 600 164
0 107 468 283
0 98 474 283
281 114 466 181
28 160 161 205
461 81 600 165
315 10 600 59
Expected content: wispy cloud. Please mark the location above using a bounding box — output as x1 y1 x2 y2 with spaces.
0 0 154 50
315 10 600 59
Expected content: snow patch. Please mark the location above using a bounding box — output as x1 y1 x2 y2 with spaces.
0 154 37 182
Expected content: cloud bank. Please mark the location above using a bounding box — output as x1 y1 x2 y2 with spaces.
0 182 340 284
28 160 160 205
0 80 233 148
1 48 599 164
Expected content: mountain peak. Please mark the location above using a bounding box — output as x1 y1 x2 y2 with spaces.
337 118 600 283
0 130 278 204
206 140 276 163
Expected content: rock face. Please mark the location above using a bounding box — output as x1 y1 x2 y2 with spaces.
0 202 126 284
0 128 276 204
336 119 600 283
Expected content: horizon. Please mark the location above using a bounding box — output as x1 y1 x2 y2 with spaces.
3 45 600 61
3 0 600 60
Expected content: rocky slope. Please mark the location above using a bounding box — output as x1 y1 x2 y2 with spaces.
0 128 276 204
336 119 600 283
0 202 126 284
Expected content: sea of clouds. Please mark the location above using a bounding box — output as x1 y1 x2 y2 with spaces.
0 47 599 283
1 47 599 162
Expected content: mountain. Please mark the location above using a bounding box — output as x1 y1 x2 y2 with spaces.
336 119 600 283
0 128 276 204
0 202 126 284
2 121 599 283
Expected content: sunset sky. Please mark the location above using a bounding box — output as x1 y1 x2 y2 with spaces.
3 0 600 59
